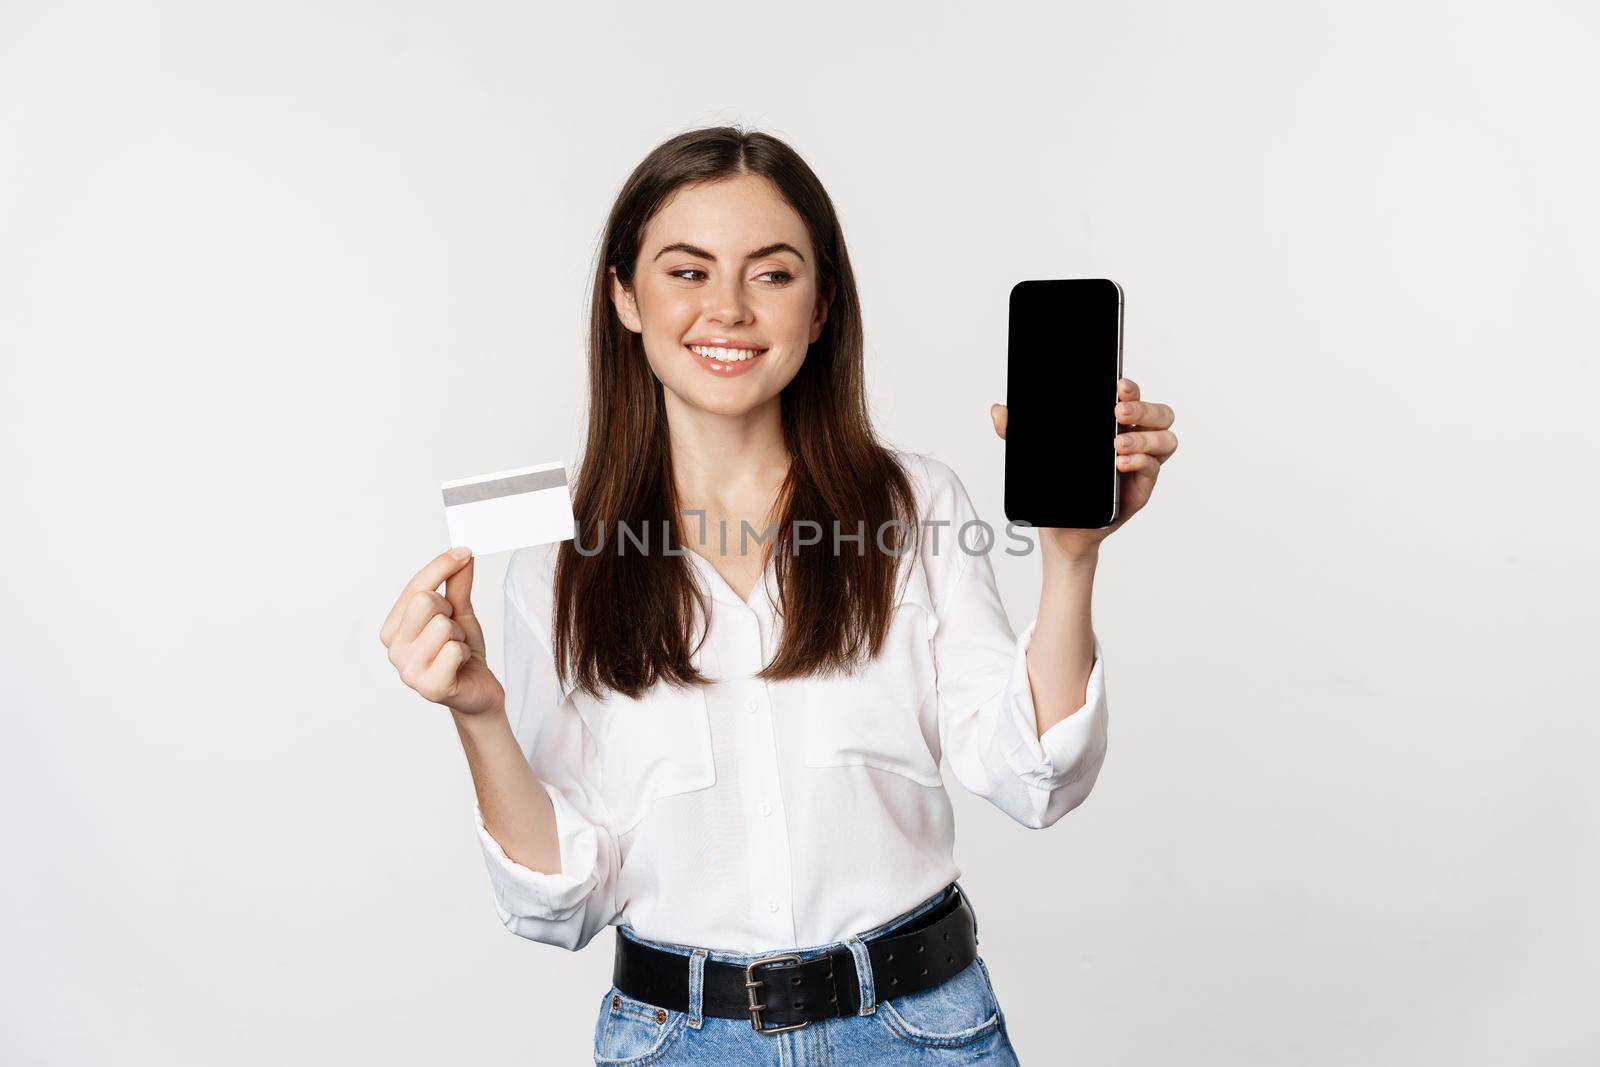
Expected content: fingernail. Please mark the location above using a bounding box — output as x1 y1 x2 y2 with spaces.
1115 435 1130 448
1116 404 1130 416
450 546 471 560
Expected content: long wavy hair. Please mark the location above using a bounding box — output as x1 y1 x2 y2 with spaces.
552 126 919 700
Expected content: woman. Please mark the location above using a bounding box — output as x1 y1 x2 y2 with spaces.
380 126 1176 1065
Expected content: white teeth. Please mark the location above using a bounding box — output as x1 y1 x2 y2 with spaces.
689 344 765 362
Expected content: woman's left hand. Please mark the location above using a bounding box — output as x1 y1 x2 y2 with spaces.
990 376 1177 560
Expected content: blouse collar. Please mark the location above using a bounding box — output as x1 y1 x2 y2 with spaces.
684 547 778 613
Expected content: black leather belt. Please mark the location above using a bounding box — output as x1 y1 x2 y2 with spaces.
611 884 978 1034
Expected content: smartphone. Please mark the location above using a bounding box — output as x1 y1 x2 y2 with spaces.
1004 278 1123 529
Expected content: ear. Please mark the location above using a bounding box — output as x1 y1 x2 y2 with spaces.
609 267 643 334
809 277 835 344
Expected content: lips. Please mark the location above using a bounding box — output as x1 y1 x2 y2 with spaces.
685 343 768 377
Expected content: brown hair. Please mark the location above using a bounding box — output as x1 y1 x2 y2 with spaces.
552 125 918 700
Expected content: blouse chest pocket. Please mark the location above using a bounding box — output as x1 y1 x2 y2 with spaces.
572 680 717 836
801 558 943 787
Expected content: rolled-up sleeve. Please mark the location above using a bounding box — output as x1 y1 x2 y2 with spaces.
993 618 1109 802
924 462 1110 829
476 547 621 951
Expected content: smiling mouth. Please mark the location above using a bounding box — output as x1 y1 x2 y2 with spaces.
686 343 768 364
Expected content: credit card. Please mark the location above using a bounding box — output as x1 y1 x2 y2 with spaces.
441 461 574 556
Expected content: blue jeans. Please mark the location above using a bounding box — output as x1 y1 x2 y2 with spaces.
593 881 1023 1065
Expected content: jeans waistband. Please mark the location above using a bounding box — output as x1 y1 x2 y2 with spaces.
616 880 975 966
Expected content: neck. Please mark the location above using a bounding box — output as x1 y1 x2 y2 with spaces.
664 390 790 511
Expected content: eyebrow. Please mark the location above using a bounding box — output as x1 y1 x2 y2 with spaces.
651 241 806 264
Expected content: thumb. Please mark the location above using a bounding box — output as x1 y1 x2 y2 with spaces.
443 552 477 620
990 403 1008 440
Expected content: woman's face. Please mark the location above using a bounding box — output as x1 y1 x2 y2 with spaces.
611 173 830 418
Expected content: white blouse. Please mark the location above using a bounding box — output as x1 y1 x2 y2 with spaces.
475 450 1109 954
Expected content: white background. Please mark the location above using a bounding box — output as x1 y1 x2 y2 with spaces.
4 2 1597 1063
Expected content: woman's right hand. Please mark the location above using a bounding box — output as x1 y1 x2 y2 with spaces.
379 547 505 717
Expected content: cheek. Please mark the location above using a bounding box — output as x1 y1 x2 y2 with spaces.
639 337 687 385
636 306 694 370
637 285 697 330
763 290 821 342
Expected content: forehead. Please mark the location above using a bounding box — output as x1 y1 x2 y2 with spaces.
643 174 811 257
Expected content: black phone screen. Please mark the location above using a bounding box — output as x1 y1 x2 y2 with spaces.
1004 278 1123 529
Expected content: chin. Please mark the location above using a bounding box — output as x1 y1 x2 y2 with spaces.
689 389 767 417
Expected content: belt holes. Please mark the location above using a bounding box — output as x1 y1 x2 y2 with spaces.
886 952 895 961
942 931 950 940
889 977 899 986
915 944 925 953
791 975 801 985
946 955 955 964
919 967 929 977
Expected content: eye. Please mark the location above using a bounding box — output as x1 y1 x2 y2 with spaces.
667 267 792 285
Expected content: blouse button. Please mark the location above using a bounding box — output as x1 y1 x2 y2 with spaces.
746 696 761 715
767 899 780 913
758 801 772 817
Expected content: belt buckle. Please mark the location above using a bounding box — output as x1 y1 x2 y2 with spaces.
744 953 810 1035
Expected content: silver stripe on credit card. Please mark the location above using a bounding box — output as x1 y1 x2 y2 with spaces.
441 468 568 507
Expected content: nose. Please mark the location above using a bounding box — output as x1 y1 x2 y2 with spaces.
705 272 753 327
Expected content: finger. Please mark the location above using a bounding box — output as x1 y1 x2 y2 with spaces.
1114 429 1179 460
1115 451 1161 477
1118 378 1139 401
990 403 1008 440
443 552 477 621
1114 399 1174 430
404 613 457 680
391 589 452 652
379 547 473 647
417 640 470 704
